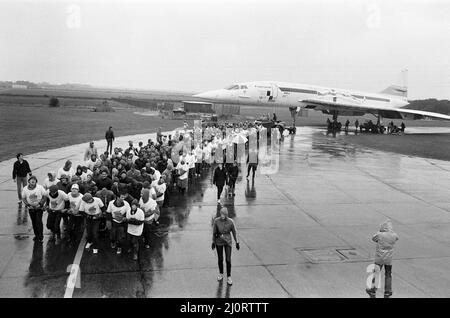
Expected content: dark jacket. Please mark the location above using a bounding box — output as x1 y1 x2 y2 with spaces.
213 167 227 187
95 176 113 190
56 181 71 194
12 160 31 179
105 130 115 140
228 165 239 180
95 189 116 207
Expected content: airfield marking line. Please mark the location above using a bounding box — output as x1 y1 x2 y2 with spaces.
64 229 87 298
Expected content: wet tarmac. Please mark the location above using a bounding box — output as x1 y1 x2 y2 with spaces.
1 127 450 297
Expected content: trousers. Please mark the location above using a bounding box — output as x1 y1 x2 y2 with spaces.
216 244 232 277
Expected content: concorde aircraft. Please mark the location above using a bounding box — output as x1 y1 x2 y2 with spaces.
192 70 450 122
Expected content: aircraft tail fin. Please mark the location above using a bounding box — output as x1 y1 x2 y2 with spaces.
380 69 408 98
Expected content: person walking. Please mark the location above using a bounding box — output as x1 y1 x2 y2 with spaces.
22 176 47 243
67 184 84 244
79 193 104 254
246 149 258 180
105 126 115 155
126 199 145 261
227 161 239 197
156 127 163 145
95 187 116 233
176 156 189 195
106 195 130 254
139 188 159 249
366 219 399 298
57 160 75 180
43 171 57 190
13 153 32 204
84 141 98 162
213 163 227 203
46 184 69 242
211 207 240 285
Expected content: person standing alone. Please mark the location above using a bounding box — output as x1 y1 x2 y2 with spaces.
105 126 115 155
366 219 399 298
212 207 240 285
13 153 32 204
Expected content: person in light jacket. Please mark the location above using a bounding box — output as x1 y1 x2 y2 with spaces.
366 219 399 298
211 207 240 285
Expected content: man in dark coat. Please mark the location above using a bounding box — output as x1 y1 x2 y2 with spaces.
105 126 115 155
12 153 32 203
213 163 227 203
227 161 239 197
95 169 113 190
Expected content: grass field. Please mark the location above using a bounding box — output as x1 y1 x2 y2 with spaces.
2 88 450 163
0 104 185 161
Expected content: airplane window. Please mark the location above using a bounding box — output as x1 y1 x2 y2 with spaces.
241 85 248 89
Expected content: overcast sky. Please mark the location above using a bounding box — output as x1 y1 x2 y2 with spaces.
1 0 449 99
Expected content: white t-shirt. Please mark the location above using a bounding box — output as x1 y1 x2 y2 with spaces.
203 144 212 162
86 159 101 171
126 208 145 236
150 169 161 182
47 190 69 211
154 183 166 202
176 162 188 180
195 147 203 163
150 179 159 188
79 197 104 217
187 154 196 169
80 170 93 182
139 197 158 222
57 167 75 179
107 200 130 224
43 178 58 190
68 193 83 216
22 184 47 208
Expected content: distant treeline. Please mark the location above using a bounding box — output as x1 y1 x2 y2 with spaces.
404 99 450 115
0 80 92 89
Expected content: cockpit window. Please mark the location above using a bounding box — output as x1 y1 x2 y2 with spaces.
224 84 240 90
240 85 248 89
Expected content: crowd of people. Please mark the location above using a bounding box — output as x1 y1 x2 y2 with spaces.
328 118 406 134
17 121 268 265
13 119 399 293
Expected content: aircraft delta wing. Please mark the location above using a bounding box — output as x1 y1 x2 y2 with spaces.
301 97 450 121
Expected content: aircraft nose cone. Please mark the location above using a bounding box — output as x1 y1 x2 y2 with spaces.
193 91 215 99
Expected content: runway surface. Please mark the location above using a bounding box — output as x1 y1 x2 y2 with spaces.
1 127 450 298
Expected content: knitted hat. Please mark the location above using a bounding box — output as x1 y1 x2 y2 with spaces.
82 193 94 203
49 185 59 193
